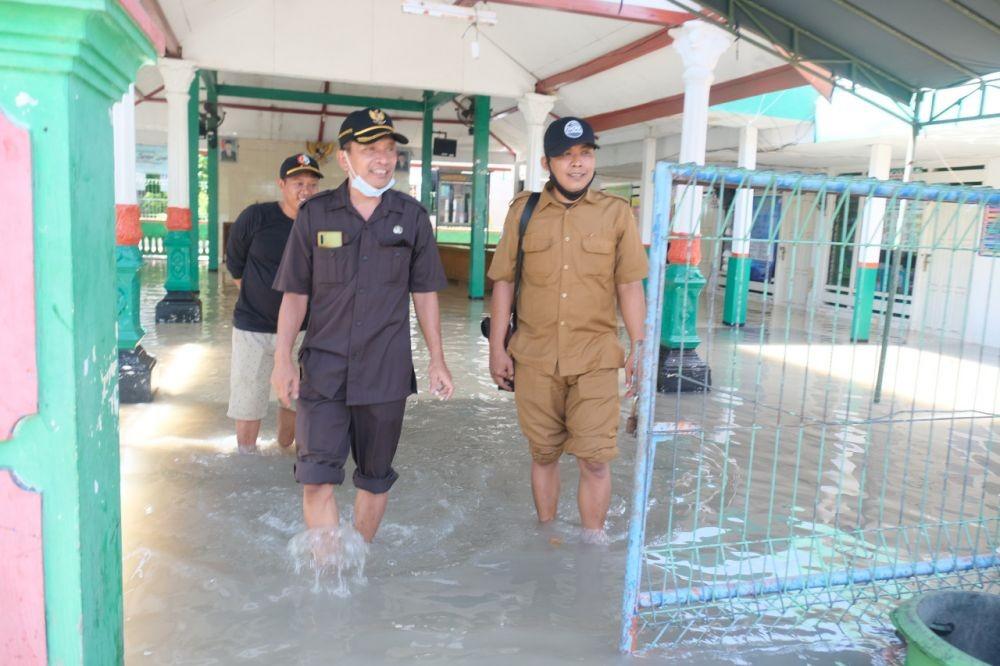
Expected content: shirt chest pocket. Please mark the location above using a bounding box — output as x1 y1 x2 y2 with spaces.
579 236 615 277
521 233 557 285
316 231 356 284
377 228 413 284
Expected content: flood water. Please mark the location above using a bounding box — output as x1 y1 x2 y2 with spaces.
121 261 998 664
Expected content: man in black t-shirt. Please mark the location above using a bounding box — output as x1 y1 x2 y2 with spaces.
225 154 323 453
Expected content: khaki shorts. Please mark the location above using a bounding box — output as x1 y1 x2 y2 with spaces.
227 328 301 421
513 363 621 464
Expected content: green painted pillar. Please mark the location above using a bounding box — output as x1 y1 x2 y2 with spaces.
204 71 219 272
0 2 157 662
187 73 201 289
114 87 155 404
722 255 751 325
421 91 434 212
851 264 878 342
469 95 490 299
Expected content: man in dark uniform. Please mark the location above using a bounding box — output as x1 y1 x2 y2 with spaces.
225 153 322 453
272 108 454 543
487 117 647 541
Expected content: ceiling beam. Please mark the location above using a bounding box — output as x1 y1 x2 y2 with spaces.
426 91 458 108
456 0 693 25
535 27 677 94
215 84 425 113
585 64 812 132
138 0 181 57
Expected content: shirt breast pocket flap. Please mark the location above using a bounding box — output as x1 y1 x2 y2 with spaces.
378 227 413 283
317 229 354 284
522 234 555 283
581 236 615 275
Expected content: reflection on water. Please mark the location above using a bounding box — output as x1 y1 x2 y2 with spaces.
122 261 996 664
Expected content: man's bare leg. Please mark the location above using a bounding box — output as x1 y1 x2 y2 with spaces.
577 459 611 532
277 407 296 448
235 419 262 453
531 460 561 523
354 489 389 543
303 483 339 528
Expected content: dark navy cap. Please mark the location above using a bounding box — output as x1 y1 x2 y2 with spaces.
338 107 410 148
279 153 323 179
543 117 598 157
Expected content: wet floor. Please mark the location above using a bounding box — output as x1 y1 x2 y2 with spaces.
121 260 998 664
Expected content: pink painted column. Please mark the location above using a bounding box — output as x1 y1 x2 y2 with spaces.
0 470 46 663
0 110 38 440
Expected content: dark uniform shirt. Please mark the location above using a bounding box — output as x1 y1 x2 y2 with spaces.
273 181 448 406
226 202 302 333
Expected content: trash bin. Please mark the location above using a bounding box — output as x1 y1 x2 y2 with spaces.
891 591 1000 665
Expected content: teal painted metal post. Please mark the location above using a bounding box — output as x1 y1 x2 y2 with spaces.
205 71 219 272
469 95 490 299
187 73 200 290
421 91 434 211
851 265 878 341
722 255 751 325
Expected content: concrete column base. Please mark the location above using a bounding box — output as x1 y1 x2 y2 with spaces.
657 347 712 394
155 291 202 323
119 345 156 403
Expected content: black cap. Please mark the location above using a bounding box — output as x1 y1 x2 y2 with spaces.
338 107 410 148
279 153 324 180
543 117 599 157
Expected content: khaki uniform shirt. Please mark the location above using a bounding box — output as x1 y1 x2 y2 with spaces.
487 186 648 377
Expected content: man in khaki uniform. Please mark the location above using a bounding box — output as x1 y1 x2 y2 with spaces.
487 117 647 540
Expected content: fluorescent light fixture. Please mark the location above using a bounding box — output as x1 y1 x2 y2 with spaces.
401 1 498 25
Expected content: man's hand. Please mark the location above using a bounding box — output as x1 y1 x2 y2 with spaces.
271 355 299 409
624 340 643 398
428 358 454 400
490 345 515 391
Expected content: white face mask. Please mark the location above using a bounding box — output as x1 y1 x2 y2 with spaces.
344 152 395 198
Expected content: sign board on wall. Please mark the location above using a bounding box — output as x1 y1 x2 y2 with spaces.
981 205 1000 257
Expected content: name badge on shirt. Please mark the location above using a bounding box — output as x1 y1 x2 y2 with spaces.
317 231 342 248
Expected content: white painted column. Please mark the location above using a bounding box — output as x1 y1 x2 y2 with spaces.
112 85 138 210
670 21 735 251
639 131 657 245
732 124 758 256
158 58 196 231
517 92 556 193
858 143 892 267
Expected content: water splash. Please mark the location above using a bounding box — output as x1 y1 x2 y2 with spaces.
287 524 368 596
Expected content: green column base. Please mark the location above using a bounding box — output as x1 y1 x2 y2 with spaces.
115 245 145 350
658 264 711 393
660 264 706 349
851 265 878 342
158 230 202 322
163 230 197 292
723 255 751 326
